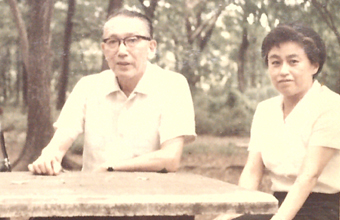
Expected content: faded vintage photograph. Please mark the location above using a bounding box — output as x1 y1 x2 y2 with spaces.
0 0 339 220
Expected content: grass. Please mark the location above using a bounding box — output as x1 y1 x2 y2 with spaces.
0 105 27 133
183 135 249 156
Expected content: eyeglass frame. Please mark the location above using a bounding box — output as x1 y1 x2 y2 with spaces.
102 35 152 49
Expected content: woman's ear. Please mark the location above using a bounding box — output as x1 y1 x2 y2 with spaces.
312 62 320 76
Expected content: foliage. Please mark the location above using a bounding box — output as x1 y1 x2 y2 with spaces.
2 0 340 137
194 85 257 136
183 135 248 156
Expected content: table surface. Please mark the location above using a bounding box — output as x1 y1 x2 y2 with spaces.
0 172 277 218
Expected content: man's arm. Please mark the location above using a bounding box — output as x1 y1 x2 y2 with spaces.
28 129 75 175
238 151 265 190
103 136 185 172
271 145 337 220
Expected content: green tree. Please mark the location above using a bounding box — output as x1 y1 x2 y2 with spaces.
101 0 124 71
8 0 55 170
2 0 340 143
305 0 340 93
56 0 76 110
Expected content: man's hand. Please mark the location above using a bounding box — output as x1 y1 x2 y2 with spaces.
28 151 63 175
28 130 75 175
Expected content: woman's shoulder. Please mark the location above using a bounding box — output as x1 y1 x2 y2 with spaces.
316 85 340 109
257 95 281 109
320 85 340 100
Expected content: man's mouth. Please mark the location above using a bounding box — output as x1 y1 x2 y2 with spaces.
117 62 130 66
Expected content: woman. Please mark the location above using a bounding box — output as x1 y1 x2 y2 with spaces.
234 23 340 220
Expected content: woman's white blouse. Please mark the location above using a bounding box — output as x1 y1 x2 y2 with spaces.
249 81 340 193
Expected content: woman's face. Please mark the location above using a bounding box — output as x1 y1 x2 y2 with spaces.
267 41 319 101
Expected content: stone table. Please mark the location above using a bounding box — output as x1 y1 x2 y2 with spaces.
0 172 277 219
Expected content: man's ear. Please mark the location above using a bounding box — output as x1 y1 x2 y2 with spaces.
101 42 108 59
148 40 157 59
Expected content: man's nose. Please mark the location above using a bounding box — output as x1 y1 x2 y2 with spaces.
117 42 128 55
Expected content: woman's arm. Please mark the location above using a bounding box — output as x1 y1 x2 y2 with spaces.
238 151 265 190
271 145 337 220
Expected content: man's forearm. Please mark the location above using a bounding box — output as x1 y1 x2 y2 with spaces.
110 153 178 172
42 129 75 160
107 137 184 172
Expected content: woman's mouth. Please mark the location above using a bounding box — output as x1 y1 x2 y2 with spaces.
278 79 293 83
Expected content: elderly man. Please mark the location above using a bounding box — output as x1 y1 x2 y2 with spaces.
28 9 196 175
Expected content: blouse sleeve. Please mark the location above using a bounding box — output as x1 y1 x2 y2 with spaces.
248 102 264 152
309 106 340 150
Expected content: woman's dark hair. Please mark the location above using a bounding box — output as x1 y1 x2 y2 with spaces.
261 22 326 78
105 9 153 39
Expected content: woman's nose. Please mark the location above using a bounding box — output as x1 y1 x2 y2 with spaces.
280 62 290 75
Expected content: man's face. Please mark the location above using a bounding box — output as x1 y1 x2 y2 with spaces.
101 16 156 83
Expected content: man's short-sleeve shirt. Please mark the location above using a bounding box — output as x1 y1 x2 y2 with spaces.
249 81 340 193
54 62 196 171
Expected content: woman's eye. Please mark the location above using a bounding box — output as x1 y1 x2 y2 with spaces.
290 60 299 64
271 61 280 66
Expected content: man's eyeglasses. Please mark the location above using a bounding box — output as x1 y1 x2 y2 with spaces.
103 35 152 49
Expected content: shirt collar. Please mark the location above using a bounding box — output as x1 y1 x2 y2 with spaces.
132 62 156 95
102 62 157 96
303 80 321 99
279 80 321 104
101 69 121 96
280 80 321 122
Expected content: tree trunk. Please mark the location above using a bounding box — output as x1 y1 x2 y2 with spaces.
22 62 28 106
7 0 29 106
237 28 249 93
15 45 22 105
56 0 76 110
107 0 123 15
309 0 340 93
0 48 10 103
178 1 229 92
139 0 159 19
180 49 201 92
7 0 29 69
101 0 123 71
11 0 55 171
